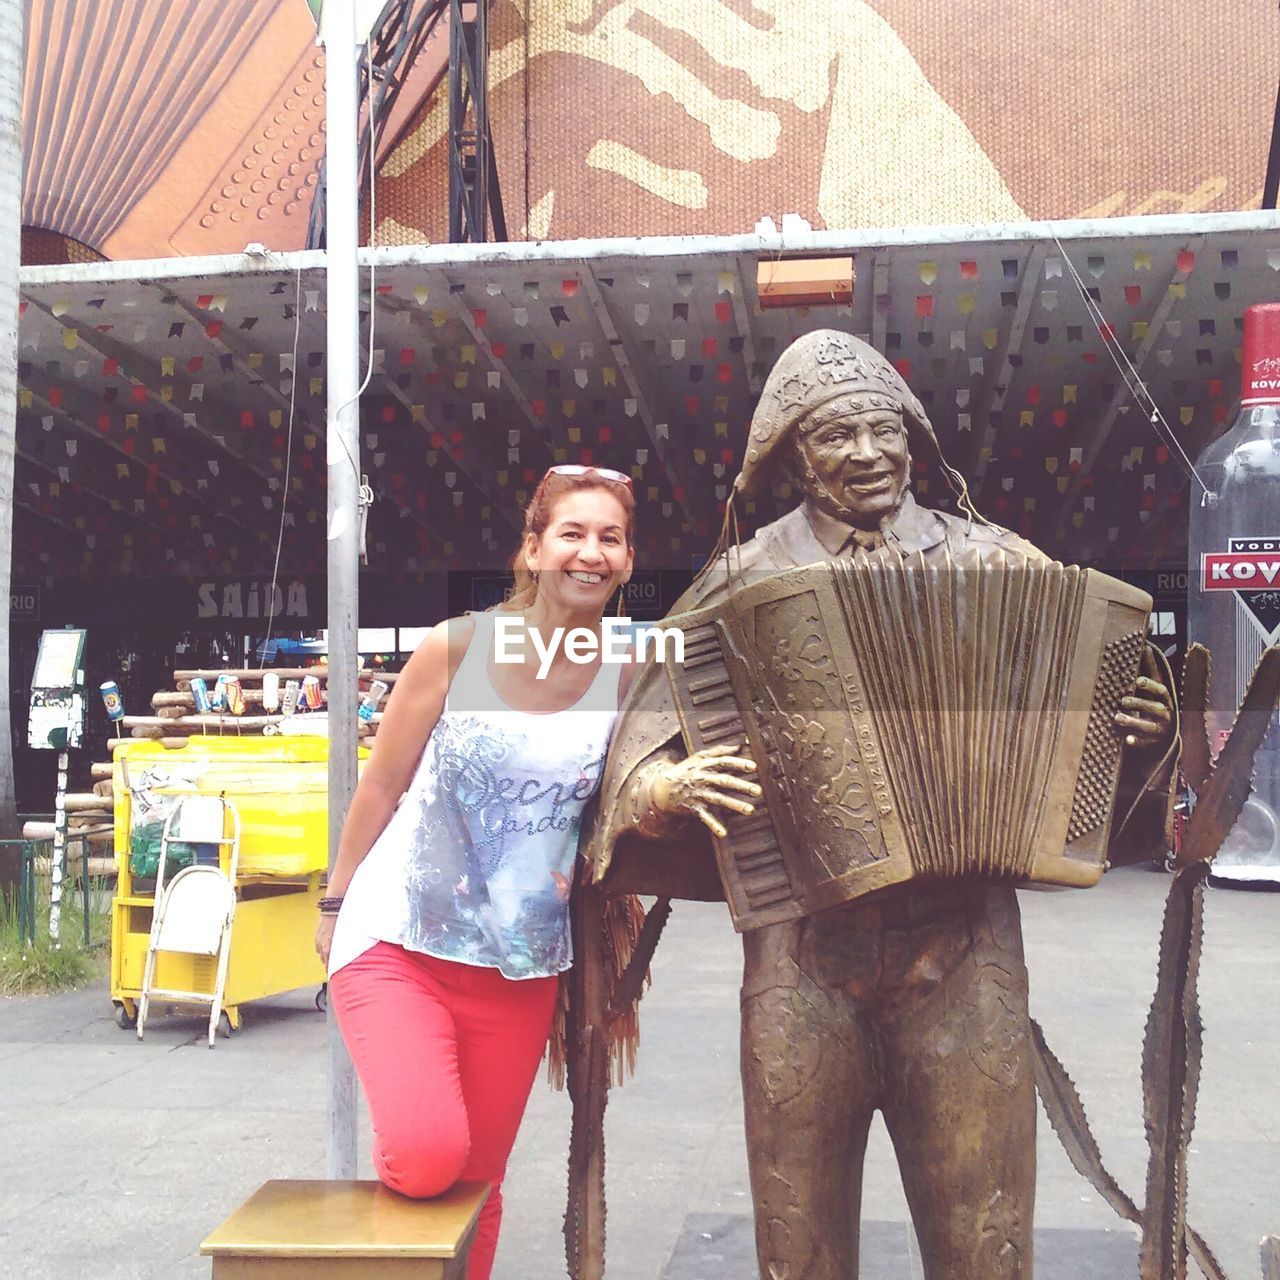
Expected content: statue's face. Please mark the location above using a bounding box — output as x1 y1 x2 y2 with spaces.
795 401 911 528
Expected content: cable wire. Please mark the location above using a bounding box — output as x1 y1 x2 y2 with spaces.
1049 227 1207 498
258 265 305 668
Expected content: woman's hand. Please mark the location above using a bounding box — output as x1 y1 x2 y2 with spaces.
647 742 762 838
315 915 336 967
1115 649 1175 751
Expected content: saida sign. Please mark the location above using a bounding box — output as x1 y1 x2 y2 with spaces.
196 579 313 623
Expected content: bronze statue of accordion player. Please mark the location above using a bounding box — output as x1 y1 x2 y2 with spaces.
583 330 1175 1280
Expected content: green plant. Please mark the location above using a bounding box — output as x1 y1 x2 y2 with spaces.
0 862 112 996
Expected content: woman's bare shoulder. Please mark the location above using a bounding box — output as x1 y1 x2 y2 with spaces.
440 614 478 664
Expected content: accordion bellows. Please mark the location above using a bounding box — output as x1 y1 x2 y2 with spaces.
664 546 1152 931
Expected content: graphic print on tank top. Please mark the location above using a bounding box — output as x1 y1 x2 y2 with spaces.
326 611 622 981
399 709 607 977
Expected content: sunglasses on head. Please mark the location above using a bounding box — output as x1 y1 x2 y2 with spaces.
540 464 634 491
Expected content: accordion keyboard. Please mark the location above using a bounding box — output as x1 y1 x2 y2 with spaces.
677 623 796 916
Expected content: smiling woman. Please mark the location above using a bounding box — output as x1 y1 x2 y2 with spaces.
314 465 640 1280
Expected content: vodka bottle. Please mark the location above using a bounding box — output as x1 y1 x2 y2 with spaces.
1187 302 1280 878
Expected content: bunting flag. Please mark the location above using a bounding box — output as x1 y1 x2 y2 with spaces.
13 228 1275 581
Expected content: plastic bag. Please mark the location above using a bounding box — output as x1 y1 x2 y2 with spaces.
128 821 202 880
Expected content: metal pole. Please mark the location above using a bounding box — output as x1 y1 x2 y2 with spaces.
0 0 22 884
81 835 90 949
322 0 361 1181
474 0 489 239
1263 74 1280 210
448 0 466 242
20 841 34 945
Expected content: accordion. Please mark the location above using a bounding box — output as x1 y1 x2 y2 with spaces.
663 545 1152 931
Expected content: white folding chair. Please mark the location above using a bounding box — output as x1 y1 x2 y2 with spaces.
136 796 241 1049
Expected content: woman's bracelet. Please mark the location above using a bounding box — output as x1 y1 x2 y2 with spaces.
318 896 345 915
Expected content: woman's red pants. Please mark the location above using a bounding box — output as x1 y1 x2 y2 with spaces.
330 941 559 1280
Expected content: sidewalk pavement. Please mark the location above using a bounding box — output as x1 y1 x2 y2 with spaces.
1 866 1276 1280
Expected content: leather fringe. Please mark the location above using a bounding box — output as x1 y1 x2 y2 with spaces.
546 891 648 1090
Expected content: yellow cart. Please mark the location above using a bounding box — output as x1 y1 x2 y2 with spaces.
110 735 362 1034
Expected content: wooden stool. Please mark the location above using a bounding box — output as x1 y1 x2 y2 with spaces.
200 1179 489 1278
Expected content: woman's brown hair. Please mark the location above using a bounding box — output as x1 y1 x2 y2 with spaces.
502 470 636 611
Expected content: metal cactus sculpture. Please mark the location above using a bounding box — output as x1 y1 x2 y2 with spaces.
1037 642 1280 1280
1262 1236 1280 1280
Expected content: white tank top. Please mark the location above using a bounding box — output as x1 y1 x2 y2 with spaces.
329 612 624 980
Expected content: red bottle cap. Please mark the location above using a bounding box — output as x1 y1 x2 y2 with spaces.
1241 302 1280 404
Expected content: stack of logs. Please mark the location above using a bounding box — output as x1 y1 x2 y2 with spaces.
23 782 115 876
20 666 397 876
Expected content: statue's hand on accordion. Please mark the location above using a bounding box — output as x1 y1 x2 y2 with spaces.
1116 649 1175 753
634 744 762 840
